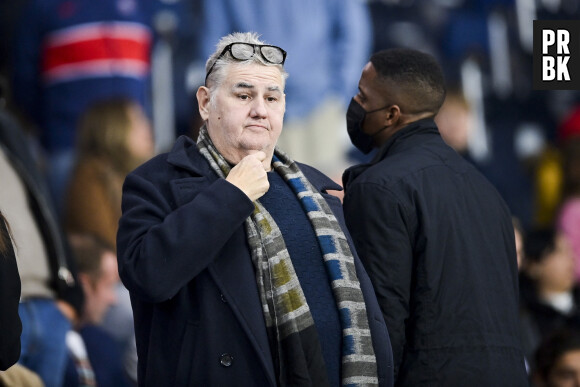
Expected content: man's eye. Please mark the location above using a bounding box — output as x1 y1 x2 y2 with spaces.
238 94 250 100
267 96 278 102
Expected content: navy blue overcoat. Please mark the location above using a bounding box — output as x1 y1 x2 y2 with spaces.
117 135 394 386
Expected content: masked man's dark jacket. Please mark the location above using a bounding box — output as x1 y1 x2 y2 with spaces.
343 118 528 386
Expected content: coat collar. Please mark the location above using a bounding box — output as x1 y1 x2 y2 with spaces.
167 134 343 193
371 118 439 163
343 118 439 188
166 135 215 177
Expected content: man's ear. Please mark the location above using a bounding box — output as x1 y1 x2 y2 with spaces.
384 105 401 127
196 86 211 121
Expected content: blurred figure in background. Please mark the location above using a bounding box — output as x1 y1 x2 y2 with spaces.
556 106 580 283
0 211 22 371
434 87 473 155
64 98 154 249
197 0 372 177
64 97 152 384
534 105 580 230
519 228 580 369
513 216 526 270
533 329 580 387
0 90 83 387
64 233 130 387
10 0 153 216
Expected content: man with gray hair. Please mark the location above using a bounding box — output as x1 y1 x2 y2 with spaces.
117 32 393 386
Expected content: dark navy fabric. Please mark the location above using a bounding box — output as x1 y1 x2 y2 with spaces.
260 171 341 386
117 135 394 386
64 325 131 387
343 119 528 386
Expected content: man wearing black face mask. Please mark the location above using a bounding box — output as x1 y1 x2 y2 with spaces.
342 48 528 386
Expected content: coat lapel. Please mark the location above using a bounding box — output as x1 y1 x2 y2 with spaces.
167 137 276 385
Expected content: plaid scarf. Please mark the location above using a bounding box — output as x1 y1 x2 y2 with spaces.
197 125 378 386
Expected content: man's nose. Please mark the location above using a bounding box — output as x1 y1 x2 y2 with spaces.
250 97 267 117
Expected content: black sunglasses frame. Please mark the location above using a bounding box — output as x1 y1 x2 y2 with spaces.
205 42 287 84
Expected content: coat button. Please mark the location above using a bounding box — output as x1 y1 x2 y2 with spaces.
220 293 227 303
220 353 233 367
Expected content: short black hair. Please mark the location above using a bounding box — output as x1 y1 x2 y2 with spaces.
370 48 446 114
534 329 580 382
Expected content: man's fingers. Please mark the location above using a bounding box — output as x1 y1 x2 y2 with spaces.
252 151 267 163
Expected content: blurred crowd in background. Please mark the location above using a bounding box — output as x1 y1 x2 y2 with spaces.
0 0 579 386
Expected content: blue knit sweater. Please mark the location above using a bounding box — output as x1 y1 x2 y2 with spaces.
260 171 341 385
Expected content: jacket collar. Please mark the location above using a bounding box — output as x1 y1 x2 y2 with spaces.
343 118 439 187
372 117 439 163
167 135 216 177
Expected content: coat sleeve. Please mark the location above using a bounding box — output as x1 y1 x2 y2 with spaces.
117 170 255 303
0 220 22 371
343 182 415 380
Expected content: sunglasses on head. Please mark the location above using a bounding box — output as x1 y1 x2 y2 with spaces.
205 42 287 84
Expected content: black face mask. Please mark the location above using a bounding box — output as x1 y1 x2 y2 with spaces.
346 98 389 154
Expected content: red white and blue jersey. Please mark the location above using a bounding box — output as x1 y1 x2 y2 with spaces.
41 20 151 85
12 0 153 152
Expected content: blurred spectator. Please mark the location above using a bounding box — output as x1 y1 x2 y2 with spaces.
64 98 154 249
64 233 130 387
533 329 580 387
0 211 22 371
63 97 151 384
197 0 372 177
556 106 580 283
0 92 83 387
533 143 563 228
519 228 580 369
10 0 153 216
533 105 580 229
0 364 44 387
435 86 473 155
100 282 138 385
513 216 525 270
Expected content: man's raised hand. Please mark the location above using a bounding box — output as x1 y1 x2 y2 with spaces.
226 152 270 202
